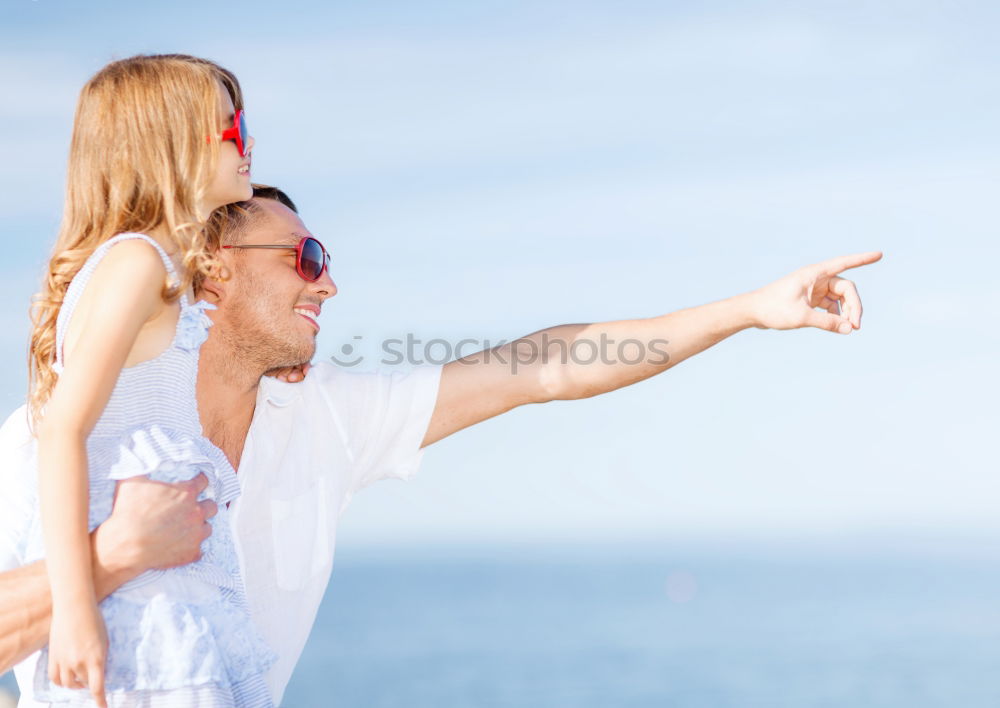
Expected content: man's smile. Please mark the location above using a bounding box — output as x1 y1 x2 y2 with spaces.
294 304 320 331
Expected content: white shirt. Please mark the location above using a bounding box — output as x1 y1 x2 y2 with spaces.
0 362 443 706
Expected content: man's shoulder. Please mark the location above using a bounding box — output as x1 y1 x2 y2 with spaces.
253 362 442 418
258 362 439 397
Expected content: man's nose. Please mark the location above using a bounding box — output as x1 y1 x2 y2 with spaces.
245 134 256 156
312 267 337 299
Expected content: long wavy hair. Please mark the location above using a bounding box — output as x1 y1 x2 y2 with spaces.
28 54 244 427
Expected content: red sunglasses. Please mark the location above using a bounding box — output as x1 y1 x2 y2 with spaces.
218 109 250 157
222 236 331 282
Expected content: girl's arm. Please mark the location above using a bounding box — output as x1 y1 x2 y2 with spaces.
0 474 216 673
0 525 141 674
36 240 172 705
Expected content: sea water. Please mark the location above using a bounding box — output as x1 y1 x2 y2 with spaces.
4 540 1000 707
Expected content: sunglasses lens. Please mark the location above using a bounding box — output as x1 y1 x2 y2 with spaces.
238 112 248 155
299 238 326 281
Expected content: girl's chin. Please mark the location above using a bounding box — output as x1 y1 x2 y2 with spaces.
203 193 249 213
223 185 253 206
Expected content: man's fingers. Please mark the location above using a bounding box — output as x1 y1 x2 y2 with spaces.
805 309 853 334
187 472 210 497
821 251 882 276
199 498 218 521
827 277 863 328
843 282 862 328
266 361 311 382
819 294 840 316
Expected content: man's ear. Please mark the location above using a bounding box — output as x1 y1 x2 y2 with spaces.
197 262 232 305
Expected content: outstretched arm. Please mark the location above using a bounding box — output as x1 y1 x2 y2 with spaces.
0 475 215 674
422 251 882 446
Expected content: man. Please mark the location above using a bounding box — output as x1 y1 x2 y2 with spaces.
0 184 881 705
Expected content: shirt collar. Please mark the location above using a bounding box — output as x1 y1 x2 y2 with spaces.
257 376 303 408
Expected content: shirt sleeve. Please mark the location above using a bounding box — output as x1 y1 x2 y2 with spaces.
311 363 443 494
0 405 36 571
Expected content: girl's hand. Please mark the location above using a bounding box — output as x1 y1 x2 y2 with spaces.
265 361 312 383
48 599 108 708
747 251 882 333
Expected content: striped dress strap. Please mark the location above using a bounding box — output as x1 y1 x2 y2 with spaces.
53 233 184 374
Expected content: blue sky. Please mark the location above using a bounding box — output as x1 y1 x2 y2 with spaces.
1 0 997 547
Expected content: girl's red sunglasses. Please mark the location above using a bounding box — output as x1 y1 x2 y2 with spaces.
222 236 331 282
219 109 250 158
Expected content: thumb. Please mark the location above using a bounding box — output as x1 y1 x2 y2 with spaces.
805 310 853 334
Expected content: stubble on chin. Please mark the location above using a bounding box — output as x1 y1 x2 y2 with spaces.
227 270 316 373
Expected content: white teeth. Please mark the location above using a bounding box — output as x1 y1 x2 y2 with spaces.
238 166 249 174
294 308 315 318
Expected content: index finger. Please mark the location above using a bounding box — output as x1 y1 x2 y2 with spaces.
820 251 883 275
88 664 107 708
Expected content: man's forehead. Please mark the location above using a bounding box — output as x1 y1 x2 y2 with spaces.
244 198 313 244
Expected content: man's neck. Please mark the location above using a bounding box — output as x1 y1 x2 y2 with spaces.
196 333 265 472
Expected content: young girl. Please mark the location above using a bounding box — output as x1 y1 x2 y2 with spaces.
25 54 276 707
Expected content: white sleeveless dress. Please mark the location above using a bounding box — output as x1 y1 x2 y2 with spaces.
23 233 277 707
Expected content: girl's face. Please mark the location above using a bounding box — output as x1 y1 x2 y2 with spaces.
203 81 254 215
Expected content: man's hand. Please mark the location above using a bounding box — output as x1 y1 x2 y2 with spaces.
264 361 312 383
92 474 217 584
747 251 883 334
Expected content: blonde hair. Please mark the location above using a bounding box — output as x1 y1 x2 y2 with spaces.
28 54 244 426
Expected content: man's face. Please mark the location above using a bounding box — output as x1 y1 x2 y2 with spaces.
215 199 337 369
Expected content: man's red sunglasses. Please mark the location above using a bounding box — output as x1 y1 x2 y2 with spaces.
222 236 331 282
218 109 250 158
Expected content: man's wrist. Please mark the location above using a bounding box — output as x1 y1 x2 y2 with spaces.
731 291 764 330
